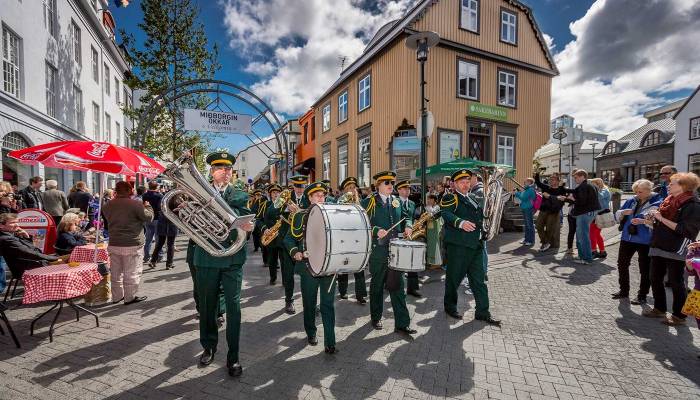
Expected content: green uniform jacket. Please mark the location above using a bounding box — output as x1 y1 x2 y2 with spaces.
440 191 484 249
360 194 413 261
282 209 312 274
192 184 251 267
399 197 416 232
262 201 289 248
325 195 337 204
254 199 269 229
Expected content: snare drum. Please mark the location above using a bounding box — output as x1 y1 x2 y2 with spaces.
388 239 426 272
304 203 372 276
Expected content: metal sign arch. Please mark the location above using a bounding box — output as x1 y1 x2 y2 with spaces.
135 79 289 184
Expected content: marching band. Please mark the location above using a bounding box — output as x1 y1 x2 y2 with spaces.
173 151 500 378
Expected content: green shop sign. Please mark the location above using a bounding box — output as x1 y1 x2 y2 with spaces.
468 103 508 122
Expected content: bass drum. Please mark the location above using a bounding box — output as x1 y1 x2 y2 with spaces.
304 203 372 277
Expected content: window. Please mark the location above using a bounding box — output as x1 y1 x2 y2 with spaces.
114 79 120 103
460 0 479 32
322 103 331 132
457 59 479 100
338 139 348 184
641 163 663 181
91 47 98 83
496 135 514 166
498 70 516 107
690 154 700 176
358 74 371 111
105 113 111 142
71 21 81 66
338 90 348 123
358 134 371 188
603 142 618 155
642 131 662 147
104 63 110 95
240 169 246 177
322 144 331 180
123 87 130 108
500 9 517 44
90 0 98 11
115 121 121 146
73 85 83 130
92 102 100 140
44 0 57 39
690 117 700 140
45 62 57 117
303 122 308 144
2 26 21 97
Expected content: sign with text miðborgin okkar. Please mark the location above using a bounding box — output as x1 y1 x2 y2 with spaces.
183 109 252 134
468 103 508 122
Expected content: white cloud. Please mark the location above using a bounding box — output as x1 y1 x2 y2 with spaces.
552 0 700 138
220 0 416 116
543 33 555 52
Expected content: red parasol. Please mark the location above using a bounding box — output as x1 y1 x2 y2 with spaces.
7 141 164 178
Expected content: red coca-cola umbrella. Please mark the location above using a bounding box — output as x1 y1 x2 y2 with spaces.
7 141 164 178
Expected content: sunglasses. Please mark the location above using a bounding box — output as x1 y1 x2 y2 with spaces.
382 180 395 186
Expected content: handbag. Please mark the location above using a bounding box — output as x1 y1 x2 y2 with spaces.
595 210 616 229
681 289 700 318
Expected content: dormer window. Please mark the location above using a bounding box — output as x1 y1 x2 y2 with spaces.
603 142 618 155
642 130 662 147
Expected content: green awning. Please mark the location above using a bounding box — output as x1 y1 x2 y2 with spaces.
415 158 516 177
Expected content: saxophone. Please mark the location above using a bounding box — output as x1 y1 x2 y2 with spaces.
409 212 432 240
260 190 292 246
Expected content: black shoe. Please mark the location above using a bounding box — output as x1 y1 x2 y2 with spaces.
269 278 276 285
597 251 607 259
124 296 147 305
357 297 367 305
407 290 423 298
112 297 124 304
307 336 318 346
476 316 501 326
285 302 296 315
611 292 628 300
339 293 348 300
631 296 647 305
445 309 463 319
148 261 157 270
199 348 215 366
371 319 383 330
324 346 337 354
227 362 242 377
395 326 417 335
217 315 225 328
484 274 488 282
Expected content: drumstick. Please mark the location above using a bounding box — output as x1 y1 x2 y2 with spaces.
383 218 406 236
328 273 337 293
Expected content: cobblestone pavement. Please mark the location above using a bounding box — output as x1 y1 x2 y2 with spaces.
1 225 699 400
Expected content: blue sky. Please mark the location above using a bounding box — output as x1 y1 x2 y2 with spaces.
112 0 698 153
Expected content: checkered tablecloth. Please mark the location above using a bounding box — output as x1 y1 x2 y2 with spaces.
69 244 109 263
22 263 102 304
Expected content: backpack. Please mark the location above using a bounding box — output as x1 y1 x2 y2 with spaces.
533 191 543 211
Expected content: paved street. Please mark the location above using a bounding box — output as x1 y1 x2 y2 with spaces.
1 227 699 400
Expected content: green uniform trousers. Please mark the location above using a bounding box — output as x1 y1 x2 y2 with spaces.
298 266 336 347
337 270 367 298
196 264 243 365
266 245 281 282
444 244 490 319
406 272 420 292
280 251 295 303
188 263 226 316
369 260 410 329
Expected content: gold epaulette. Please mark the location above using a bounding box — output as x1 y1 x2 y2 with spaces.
290 212 305 238
364 195 376 216
440 193 457 208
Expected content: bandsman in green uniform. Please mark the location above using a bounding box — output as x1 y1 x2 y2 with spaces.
277 174 308 314
336 176 367 304
360 171 417 335
194 151 255 377
284 181 339 353
249 189 264 253
262 184 283 285
396 180 422 298
440 169 500 326
253 188 271 267
321 179 336 203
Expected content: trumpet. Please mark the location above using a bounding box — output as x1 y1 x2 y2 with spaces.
409 212 432 240
274 189 292 209
261 215 291 246
337 188 360 204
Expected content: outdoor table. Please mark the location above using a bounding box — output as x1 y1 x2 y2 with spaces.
69 243 109 263
22 263 102 342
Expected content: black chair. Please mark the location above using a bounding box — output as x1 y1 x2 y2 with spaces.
2 256 44 302
0 302 20 348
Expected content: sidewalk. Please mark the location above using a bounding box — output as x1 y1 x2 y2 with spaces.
1 224 698 400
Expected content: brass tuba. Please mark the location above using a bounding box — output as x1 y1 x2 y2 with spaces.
479 167 509 241
161 154 252 257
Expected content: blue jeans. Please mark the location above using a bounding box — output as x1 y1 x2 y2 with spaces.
575 212 596 261
522 208 535 244
0 257 6 294
144 220 159 261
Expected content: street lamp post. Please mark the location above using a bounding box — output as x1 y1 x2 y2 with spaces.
591 142 597 178
552 127 568 176
406 31 439 208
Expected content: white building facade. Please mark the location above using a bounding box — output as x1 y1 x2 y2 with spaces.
0 0 133 192
232 137 278 187
673 85 700 176
534 140 604 187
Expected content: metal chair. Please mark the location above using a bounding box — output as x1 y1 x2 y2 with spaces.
0 302 21 348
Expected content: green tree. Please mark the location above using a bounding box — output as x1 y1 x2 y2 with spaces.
121 0 220 165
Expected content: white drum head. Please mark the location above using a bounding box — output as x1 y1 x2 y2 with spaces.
305 205 328 275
